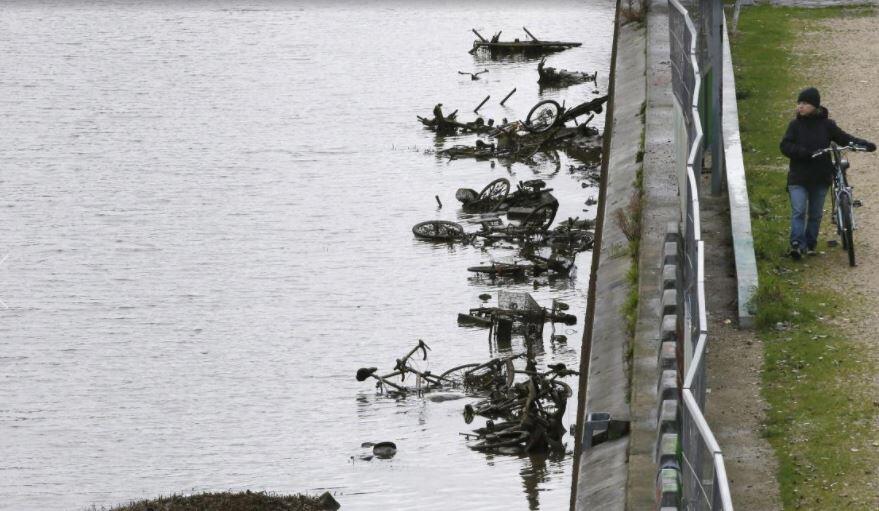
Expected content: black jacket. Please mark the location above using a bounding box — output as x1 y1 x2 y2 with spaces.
780 107 872 187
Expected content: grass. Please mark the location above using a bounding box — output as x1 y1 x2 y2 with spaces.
618 190 643 339
102 491 332 511
616 114 646 341
616 126 644 406
732 4 879 509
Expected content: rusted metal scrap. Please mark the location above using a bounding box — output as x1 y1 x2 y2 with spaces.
537 58 597 86
456 178 554 214
353 343 579 454
417 103 495 134
457 291 576 330
435 124 580 162
462 361 579 454
458 69 488 80
469 27 581 56
355 340 446 394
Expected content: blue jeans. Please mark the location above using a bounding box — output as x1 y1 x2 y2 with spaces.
788 184 829 249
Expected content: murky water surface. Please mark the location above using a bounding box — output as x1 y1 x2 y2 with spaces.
0 1 614 509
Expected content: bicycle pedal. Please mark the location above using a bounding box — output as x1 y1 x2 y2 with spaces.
853 199 863 207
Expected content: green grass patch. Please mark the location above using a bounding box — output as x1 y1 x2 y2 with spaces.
617 159 645 339
617 191 643 338
733 4 878 509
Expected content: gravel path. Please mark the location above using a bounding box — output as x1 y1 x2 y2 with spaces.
702 188 782 511
802 10 879 505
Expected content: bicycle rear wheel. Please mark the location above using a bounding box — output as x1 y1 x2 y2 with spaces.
438 363 481 386
477 178 511 212
839 194 855 266
524 100 561 134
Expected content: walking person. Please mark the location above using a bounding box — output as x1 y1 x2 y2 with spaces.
780 87 876 259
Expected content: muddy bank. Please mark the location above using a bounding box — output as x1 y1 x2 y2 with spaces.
106 491 339 511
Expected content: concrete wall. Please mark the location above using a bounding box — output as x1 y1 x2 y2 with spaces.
571 10 646 510
573 2 761 509
626 0 680 508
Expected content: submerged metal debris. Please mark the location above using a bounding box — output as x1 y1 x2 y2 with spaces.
354 344 578 455
457 291 576 336
417 103 495 135
537 58 597 87
469 27 581 57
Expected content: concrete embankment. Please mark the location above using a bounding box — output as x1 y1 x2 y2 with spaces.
571 5 646 509
573 0 758 508
625 0 680 507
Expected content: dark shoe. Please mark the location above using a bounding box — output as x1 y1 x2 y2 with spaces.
789 243 802 260
806 248 818 256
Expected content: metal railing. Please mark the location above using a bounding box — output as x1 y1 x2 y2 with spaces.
669 1 733 509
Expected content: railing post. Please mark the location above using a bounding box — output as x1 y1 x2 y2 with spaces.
709 0 724 196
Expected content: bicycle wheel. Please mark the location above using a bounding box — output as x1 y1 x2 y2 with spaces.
523 203 558 231
839 194 856 266
478 178 511 212
412 220 464 240
438 363 481 386
525 100 562 134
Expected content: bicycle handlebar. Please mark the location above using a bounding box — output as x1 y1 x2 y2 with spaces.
811 144 869 158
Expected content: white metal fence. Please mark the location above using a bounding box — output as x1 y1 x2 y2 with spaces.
669 1 733 509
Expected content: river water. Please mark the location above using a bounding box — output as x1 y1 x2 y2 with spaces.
0 1 615 509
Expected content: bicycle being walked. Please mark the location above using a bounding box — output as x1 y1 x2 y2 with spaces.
779 87 875 262
812 143 870 266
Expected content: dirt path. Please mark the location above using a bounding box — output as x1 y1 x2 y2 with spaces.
704 10 879 511
702 188 783 511
803 10 879 505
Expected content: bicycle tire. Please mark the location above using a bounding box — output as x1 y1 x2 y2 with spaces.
438 363 481 385
412 220 464 240
523 203 558 231
478 178 511 212
840 193 856 266
524 100 562 134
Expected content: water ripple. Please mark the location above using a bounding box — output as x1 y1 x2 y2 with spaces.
0 1 614 510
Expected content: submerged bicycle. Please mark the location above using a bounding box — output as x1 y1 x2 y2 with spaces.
523 95 607 134
812 143 870 267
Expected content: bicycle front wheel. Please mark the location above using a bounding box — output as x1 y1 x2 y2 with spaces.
839 193 855 266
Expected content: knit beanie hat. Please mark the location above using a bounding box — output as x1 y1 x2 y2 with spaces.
797 87 821 108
